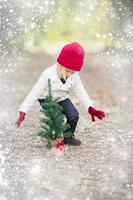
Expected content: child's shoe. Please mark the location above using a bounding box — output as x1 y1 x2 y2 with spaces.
64 136 81 146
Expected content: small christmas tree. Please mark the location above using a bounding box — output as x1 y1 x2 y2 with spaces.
38 78 72 149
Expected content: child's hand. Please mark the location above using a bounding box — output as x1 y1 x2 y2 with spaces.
88 106 105 122
15 111 26 128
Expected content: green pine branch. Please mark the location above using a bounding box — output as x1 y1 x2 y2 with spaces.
37 78 72 141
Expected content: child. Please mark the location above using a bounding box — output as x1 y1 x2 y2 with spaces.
15 42 105 146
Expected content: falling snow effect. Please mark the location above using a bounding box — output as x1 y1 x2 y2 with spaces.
0 0 133 200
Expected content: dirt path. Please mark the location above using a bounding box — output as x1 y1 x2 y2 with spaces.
0 52 133 200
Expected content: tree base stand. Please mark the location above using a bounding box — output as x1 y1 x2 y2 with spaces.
47 138 64 150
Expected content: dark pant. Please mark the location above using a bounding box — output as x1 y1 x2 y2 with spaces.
58 98 79 136
38 98 79 137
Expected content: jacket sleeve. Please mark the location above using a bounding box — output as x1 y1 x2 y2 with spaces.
18 70 48 113
72 73 93 111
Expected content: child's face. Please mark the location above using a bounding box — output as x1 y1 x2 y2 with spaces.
58 64 75 79
60 65 75 77
65 68 75 77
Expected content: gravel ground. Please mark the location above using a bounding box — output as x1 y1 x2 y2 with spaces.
0 51 133 200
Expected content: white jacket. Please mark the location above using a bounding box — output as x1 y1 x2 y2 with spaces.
18 62 93 113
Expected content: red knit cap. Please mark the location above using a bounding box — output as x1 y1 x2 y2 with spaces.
57 42 85 71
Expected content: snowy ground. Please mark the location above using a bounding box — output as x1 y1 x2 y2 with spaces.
0 51 133 200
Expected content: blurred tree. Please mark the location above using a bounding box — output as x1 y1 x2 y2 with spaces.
44 0 116 51
110 0 133 50
1 0 132 54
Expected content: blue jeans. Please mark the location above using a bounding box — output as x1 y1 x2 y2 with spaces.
58 98 79 136
38 98 79 136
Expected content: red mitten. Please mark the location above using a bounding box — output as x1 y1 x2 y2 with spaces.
15 111 26 128
88 106 105 122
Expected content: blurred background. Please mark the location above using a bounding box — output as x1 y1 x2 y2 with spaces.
0 0 133 53
0 1 133 200
0 0 133 120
